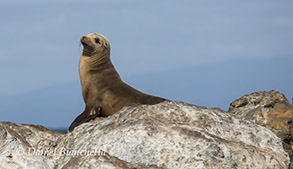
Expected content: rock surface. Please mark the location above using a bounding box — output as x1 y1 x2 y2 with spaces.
0 122 64 169
55 101 289 169
228 90 293 164
0 122 161 169
59 152 162 169
0 100 290 169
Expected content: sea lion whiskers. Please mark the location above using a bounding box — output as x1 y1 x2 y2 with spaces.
78 42 82 52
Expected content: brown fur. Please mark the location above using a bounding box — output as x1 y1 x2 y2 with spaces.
68 33 166 132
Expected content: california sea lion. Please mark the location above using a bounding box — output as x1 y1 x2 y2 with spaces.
68 33 166 132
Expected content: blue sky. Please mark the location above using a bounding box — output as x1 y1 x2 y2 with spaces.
0 1 292 129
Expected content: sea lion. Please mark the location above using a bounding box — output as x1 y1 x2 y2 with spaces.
68 33 166 132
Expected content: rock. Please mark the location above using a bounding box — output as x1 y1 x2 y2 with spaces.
55 101 289 169
0 101 290 169
0 122 160 169
60 152 162 169
0 122 64 169
228 90 293 164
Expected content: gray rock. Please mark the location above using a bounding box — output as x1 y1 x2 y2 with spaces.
0 101 290 169
60 152 162 169
0 122 64 169
228 90 293 165
55 101 289 169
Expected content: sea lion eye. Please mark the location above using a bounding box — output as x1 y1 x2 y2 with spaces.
95 38 101 44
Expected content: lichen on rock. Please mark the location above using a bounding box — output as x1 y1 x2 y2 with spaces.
228 90 293 165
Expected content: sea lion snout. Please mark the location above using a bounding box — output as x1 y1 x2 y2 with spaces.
80 36 88 44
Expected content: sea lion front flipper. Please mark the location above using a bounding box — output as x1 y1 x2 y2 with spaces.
68 106 102 132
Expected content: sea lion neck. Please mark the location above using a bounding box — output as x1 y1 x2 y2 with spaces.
81 52 112 71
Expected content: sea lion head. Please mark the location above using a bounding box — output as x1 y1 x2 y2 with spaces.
80 33 110 57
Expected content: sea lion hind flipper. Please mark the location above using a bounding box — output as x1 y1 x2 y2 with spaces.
68 106 102 132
